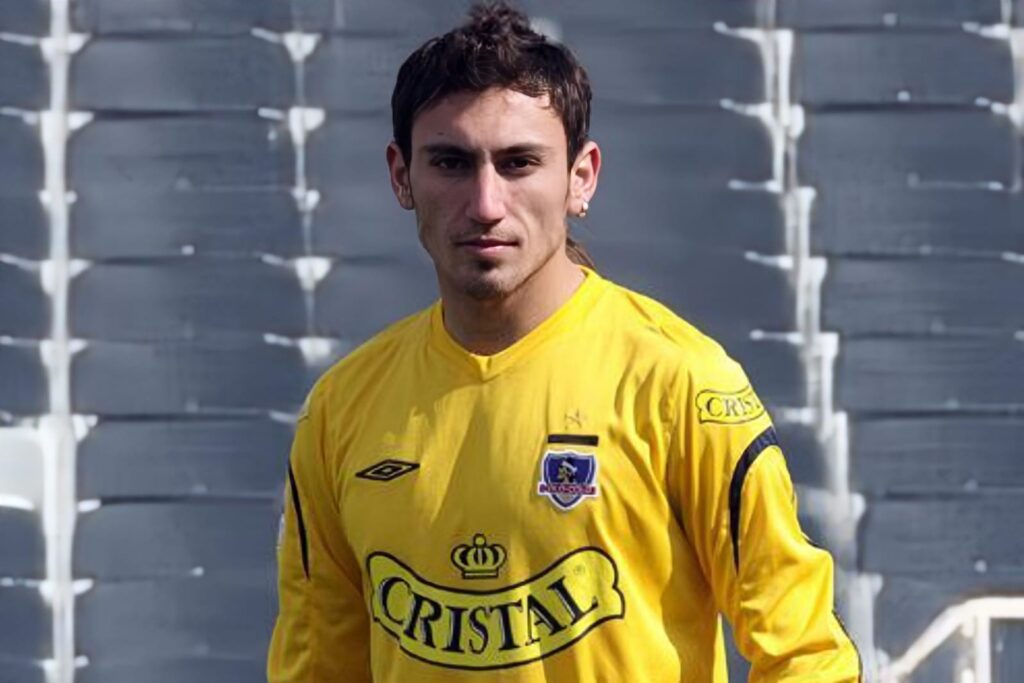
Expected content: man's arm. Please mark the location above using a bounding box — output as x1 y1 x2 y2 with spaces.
267 385 372 682
670 357 861 682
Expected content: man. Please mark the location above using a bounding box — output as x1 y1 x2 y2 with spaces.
268 3 861 681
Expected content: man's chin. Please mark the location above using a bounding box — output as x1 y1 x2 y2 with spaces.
461 275 515 301
452 265 521 302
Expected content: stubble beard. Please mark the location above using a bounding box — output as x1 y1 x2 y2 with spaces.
458 260 520 301
456 239 563 302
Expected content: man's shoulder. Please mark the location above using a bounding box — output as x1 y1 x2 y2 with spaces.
600 277 733 367
601 279 763 423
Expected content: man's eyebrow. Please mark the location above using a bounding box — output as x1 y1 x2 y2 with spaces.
421 143 472 156
498 143 554 156
419 142 554 156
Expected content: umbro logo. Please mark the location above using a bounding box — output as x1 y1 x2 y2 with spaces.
356 459 419 482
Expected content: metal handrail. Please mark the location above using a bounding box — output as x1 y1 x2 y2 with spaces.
881 596 1024 683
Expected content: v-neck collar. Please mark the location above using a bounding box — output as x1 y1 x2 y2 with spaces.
427 267 607 382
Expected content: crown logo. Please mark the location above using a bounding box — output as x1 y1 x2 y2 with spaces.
450 534 507 580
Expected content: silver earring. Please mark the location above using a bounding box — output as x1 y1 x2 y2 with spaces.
578 199 589 218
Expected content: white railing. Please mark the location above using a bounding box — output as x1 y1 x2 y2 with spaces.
881 597 1024 683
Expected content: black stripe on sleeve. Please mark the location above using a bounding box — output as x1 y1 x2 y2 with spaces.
547 433 600 446
287 464 311 580
728 426 779 570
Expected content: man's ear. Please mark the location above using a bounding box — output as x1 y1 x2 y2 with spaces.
386 141 415 210
569 140 601 217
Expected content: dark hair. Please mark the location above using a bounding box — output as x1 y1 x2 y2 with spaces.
391 2 591 166
391 2 596 267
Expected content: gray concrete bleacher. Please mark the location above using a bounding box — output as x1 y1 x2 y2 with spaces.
71 38 295 112
77 418 291 499
0 508 45 579
0 0 49 36
809 186 1024 256
0 40 48 109
71 190 304 259
852 418 1024 498
74 501 279 579
293 0 768 33
72 415 289 679
312 250 439 341
0 262 49 339
799 110 1017 188
0 195 48 260
0 485 48 677
0 117 43 191
291 0 471 34
583 246 795 334
75 576 275 665
517 0 767 30
70 0 290 34
794 32 1015 106
311 189 415 258
68 117 295 192
793 6 1024 678
582 187 786 255
837 336 1024 413
306 114 405 208
0 63 47 258
594 105 774 188
0 662 47 683
71 340 308 415
58 15 304 680
823 259 1024 334
70 261 307 340
306 36 425 111
777 0 1003 27
0 586 50 662
0 106 49 423
0 307 47 419
560 29 765 106
0 4 49 676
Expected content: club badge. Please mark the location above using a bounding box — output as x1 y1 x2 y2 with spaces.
537 450 598 511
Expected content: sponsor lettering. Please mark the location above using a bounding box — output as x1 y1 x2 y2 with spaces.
367 547 624 669
696 385 765 425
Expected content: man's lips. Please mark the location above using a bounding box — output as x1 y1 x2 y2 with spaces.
456 237 517 249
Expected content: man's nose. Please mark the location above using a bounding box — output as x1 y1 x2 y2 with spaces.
466 165 507 225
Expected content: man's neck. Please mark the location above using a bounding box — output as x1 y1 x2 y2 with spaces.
441 256 586 356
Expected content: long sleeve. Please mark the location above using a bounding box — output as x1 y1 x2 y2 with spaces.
669 355 862 682
267 385 372 682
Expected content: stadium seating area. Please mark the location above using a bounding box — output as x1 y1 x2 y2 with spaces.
1 0 1022 680
792 5 1024 680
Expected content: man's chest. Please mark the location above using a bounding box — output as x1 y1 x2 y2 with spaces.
322 360 714 672
334 375 674 577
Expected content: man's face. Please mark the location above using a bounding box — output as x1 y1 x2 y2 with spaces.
390 88 576 301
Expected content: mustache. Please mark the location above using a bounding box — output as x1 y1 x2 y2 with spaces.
452 234 519 244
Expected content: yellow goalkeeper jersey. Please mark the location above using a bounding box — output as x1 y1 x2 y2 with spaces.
268 266 861 682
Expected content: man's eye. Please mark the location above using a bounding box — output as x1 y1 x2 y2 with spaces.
432 157 467 171
503 157 536 172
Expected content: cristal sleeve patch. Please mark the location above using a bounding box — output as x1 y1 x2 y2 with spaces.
695 385 765 425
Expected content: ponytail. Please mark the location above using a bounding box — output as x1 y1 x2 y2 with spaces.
565 235 596 269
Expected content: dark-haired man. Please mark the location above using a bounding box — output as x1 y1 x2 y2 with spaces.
268 4 861 681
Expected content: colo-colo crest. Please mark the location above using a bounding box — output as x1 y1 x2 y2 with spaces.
537 450 598 511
